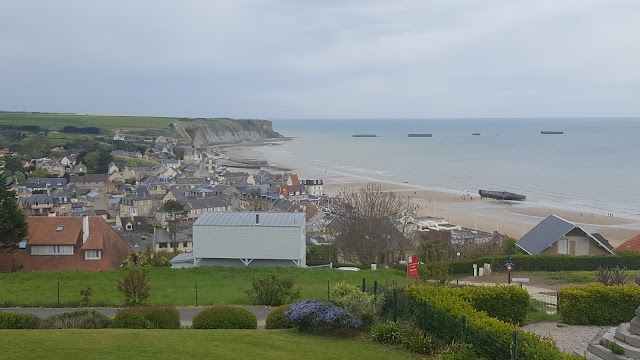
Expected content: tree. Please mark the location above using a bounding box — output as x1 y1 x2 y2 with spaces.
332 183 414 265
32 168 48 178
116 269 150 306
0 171 28 248
161 200 188 254
95 150 112 174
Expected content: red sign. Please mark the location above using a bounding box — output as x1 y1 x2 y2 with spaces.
407 254 419 279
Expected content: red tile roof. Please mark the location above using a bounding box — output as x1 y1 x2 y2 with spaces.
614 233 640 253
25 217 82 245
0 216 131 272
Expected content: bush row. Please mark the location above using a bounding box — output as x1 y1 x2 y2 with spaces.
559 284 640 325
265 304 292 330
433 254 640 275
405 286 583 359
0 312 41 329
192 305 257 329
0 310 110 329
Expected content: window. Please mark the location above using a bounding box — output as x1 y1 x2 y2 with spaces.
182 242 189 248
56 226 64 231
158 243 167 248
31 245 73 256
126 224 133 231
85 250 101 260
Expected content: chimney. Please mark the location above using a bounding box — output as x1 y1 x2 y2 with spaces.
82 215 89 243
255 214 260 225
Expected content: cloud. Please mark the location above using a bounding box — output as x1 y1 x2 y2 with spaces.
0 0 639 118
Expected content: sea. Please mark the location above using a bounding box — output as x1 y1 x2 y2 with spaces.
251 118 640 220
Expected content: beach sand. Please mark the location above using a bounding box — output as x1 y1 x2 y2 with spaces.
218 143 640 247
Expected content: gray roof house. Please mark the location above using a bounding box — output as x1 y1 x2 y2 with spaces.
184 212 306 268
516 215 614 256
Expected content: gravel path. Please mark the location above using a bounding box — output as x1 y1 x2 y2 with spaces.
521 322 610 353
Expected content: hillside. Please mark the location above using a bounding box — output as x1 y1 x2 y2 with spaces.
0 113 284 145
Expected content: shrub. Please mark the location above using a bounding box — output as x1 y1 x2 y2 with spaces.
609 341 625 355
79 286 93 307
116 269 150 306
596 266 630 286
0 312 40 329
43 310 110 329
245 274 300 306
448 285 530 325
111 307 180 329
285 299 362 334
266 304 292 329
370 320 442 355
192 306 257 329
559 284 640 325
111 309 153 329
330 283 381 326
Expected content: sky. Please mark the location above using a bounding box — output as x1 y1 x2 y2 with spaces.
1 1 639 119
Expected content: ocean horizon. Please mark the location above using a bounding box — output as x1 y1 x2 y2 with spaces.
252 118 640 220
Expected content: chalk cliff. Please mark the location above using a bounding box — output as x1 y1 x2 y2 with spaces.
188 119 284 147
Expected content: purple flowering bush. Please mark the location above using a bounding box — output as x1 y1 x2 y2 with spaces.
285 299 363 334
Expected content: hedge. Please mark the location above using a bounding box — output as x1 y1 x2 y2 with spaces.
448 285 529 325
559 284 640 325
192 306 257 329
265 304 292 329
405 286 583 359
435 254 640 275
0 312 41 329
112 307 180 329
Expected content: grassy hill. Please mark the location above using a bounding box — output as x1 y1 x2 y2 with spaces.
0 112 179 131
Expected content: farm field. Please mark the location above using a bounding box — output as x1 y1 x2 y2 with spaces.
1 329 420 360
0 267 414 307
0 112 180 131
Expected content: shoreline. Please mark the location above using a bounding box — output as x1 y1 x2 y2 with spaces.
219 143 640 247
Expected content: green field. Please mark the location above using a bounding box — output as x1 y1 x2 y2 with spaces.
1 329 419 360
0 112 180 131
0 267 414 307
113 155 161 167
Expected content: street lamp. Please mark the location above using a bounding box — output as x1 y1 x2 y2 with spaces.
505 255 515 284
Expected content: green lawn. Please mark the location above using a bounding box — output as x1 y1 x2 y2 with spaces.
113 155 160 167
0 267 414 307
1 329 420 360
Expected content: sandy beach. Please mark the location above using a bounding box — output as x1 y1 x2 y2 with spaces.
220 143 640 247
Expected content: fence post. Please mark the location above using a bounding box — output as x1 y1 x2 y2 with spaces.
362 277 366 292
512 329 518 360
556 293 560 312
393 289 398 322
195 281 198 306
461 315 466 342
57 282 60 306
374 280 378 299
327 280 330 301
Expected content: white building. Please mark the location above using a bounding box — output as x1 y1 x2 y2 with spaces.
301 179 324 196
185 212 306 268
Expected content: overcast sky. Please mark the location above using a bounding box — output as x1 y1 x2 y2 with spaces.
1 1 639 119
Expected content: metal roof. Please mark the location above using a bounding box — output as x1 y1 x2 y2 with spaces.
194 212 306 227
516 214 613 255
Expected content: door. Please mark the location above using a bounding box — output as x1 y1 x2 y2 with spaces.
569 241 577 256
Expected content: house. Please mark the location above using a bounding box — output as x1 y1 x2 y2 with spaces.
516 215 614 255
186 212 306 268
613 233 640 253
0 216 131 272
301 179 324 196
25 178 68 191
74 162 88 174
60 155 77 167
119 187 154 218
183 146 202 163
281 184 308 201
154 226 193 253
113 133 125 141
285 173 300 185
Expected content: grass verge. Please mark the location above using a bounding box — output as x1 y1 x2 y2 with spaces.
1 329 420 360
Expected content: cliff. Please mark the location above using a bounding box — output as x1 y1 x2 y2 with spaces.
187 119 285 147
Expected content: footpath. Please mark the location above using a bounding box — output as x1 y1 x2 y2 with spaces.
453 280 557 306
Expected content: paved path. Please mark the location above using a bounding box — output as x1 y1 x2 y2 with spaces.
0 306 274 329
453 280 557 306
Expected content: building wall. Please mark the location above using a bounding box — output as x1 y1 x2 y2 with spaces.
193 225 305 265
197 258 300 267
540 242 558 255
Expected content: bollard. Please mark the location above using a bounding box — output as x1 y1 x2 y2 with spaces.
362 277 366 292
